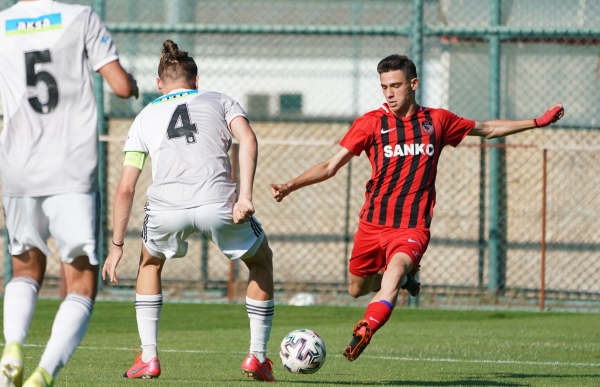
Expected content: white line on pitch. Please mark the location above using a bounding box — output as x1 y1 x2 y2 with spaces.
17 344 600 368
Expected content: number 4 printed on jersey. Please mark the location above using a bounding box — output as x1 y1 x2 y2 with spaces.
167 103 198 144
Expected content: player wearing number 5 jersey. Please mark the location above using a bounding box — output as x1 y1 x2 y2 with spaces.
102 40 276 382
270 54 564 361
0 1 138 386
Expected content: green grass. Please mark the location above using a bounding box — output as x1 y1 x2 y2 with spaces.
3 300 600 386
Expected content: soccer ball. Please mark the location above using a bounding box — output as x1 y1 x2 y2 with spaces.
279 329 326 374
288 292 317 306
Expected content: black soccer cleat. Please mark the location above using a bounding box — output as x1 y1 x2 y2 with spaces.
401 265 421 297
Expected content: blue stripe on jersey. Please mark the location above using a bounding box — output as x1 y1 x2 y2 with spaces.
151 90 199 105
5 13 62 35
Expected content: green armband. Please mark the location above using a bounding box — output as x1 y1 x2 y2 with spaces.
123 151 147 170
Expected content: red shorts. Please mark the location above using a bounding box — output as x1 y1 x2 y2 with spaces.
348 220 430 278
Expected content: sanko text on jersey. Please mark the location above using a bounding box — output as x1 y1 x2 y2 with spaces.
383 144 434 158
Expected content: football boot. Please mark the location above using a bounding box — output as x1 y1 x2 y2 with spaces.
344 319 372 361
123 348 161 379
401 265 421 297
22 368 53 387
241 354 275 382
0 342 24 387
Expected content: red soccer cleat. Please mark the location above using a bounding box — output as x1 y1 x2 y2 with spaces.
123 348 161 379
241 354 275 382
344 319 372 361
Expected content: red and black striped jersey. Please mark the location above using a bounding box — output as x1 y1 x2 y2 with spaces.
340 104 475 229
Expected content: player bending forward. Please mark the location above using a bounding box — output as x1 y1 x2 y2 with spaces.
271 54 564 361
103 40 276 382
0 1 138 386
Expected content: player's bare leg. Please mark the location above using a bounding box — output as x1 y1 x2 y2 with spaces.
345 253 413 361
22 256 96 386
124 245 164 379
241 237 275 382
1 249 46 387
347 273 379 298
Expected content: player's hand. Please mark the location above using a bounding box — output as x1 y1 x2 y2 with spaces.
233 197 255 224
534 103 564 127
128 73 139 99
270 182 291 202
102 246 124 284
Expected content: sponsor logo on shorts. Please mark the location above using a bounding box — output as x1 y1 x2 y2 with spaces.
412 250 420 259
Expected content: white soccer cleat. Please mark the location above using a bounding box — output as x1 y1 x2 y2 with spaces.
0 342 24 387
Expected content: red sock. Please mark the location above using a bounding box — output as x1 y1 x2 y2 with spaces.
363 300 393 333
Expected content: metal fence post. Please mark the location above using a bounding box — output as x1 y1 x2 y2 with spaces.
410 0 423 307
487 0 507 297
92 0 107 292
411 0 423 105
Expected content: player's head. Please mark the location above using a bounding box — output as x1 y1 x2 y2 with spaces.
377 54 419 114
156 39 198 94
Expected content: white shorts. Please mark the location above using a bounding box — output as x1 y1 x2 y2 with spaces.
142 201 265 260
3 193 99 265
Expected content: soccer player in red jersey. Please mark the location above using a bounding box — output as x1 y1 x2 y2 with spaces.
270 54 564 361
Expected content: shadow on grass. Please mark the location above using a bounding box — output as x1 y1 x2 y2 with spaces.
494 372 599 379
285 380 526 386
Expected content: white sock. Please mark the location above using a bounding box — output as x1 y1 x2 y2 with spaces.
135 294 162 363
246 296 274 363
38 293 93 378
3 277 39 345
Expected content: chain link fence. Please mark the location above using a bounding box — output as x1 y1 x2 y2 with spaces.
1 0 599 311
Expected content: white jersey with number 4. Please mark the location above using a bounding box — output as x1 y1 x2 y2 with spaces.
124 89 247 210
0 0 118 197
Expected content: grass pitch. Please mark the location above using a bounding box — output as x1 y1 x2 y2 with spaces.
3 300 599 386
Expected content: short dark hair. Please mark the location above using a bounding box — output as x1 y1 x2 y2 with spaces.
158 39 198 86
377 54 417 79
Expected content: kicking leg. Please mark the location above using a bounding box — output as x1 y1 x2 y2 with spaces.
240 237 275 382
345 253 413 361
25 256 97 386
1 249 46 387
124 244 164 379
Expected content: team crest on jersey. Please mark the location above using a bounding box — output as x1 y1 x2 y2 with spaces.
421 121 435 135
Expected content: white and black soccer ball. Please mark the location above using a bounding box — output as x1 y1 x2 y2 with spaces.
279 329 326 374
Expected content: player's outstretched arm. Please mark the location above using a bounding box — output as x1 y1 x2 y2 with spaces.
98 60 139 99
270 147 355 202
230 116 258 224
102 165 142 284
469 103 564 139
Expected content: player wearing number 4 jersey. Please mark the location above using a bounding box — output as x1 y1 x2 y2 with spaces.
271 54 564 361
0 1 138 386
102 40 276 382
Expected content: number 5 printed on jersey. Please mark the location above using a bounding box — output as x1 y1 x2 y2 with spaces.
25 50 59 114
167 103 198 144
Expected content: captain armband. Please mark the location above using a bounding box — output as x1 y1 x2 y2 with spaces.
123 151 147 170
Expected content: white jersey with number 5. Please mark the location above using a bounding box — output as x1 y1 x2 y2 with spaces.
0 0 118 197
124 89 246 210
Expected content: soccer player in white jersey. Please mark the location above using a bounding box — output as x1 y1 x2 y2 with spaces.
0 1 138 386
102 40 276 383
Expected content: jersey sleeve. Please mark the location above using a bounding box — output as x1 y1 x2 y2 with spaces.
84 8 119 71
221 94 248 129
339 115 375 156
123 115 148 154
439 109 476 148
